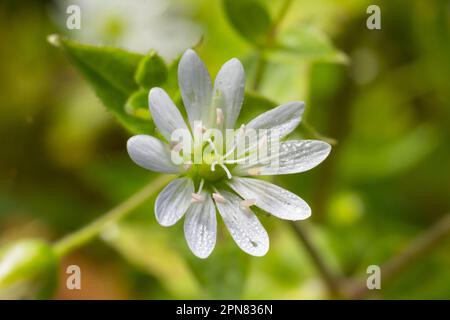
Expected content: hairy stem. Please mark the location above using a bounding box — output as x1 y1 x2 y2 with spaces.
347 213 450 299
53 175 174 257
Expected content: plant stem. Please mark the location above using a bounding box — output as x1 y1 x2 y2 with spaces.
252 0 293 91
347 213 450 299
289 221 342 297
255 0 342 297
53 175 174 257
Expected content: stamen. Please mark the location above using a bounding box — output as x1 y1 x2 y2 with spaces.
206 138 219 155
216 108 224 126
210 160 218 171
170 141 181 152
212 192 226 203
197 179 205 194
247 167 262 175
223 125 245 160
183 163 192 171
219 164 233 179
240 199 256 209
238 124 246 135
194 122 203 135
257 135 268 149
191 193 204 203
224 157 247 164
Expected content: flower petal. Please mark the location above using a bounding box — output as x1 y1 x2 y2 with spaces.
246 101 304 139
213 190 269 256
127 135 181 173
184 191 217 258
148 87 189 142
233 140 331 176
155 178 194 226
178 49 213 127
227 177 311 220
213 58 245 129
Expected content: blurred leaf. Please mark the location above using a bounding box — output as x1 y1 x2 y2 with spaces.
102 222 201 299
49 35 153 134
223 0 272 47
342 125 439 180
125 90 151 120
237 91 277 124
134 51 168 90
272 25 348 64
0 240 58 299
184 235 250 299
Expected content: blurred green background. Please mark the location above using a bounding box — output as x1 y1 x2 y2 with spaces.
0 0 449 299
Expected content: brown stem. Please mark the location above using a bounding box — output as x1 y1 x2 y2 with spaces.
347 213 450 299
289 221 342 297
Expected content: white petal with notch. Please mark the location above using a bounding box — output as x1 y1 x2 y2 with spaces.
246 101 304 139
227 177 311 220
127 135 181 173
234 140 331 176
148 87 189 142
155 178 194 226
213 58 245 129
184 191 217 258
214 190 269 256
178 49 213 127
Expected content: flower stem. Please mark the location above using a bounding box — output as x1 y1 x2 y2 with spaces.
252 0 293 91
346 213 450 299
289 221 342 298
53 175 174 257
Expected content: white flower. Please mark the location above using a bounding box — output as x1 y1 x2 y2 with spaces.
127 49 331 258
54 0 200 59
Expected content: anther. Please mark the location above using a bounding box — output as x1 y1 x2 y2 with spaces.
219 164 233 179
191 193 204 203
216 108 224 126
240 199 256 209
212 192 226 204
247 167 262 175
170 140 182 152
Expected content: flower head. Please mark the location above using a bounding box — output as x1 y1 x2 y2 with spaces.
127 49 331 258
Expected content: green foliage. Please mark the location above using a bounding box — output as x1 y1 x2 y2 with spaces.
49 35 155 134
223 0 272 47
134 51 168 90
2 0 447 300
273 25 349 64
104 222 201 299
125 89 151 120
0 240 58 299
238 91 277 124
185 237 250 299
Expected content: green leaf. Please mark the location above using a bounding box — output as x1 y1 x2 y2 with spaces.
125 90 151 120
134 51 168 90
273 25 349 64
223 0 272 47
48 35 154 134
237 91 277 124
